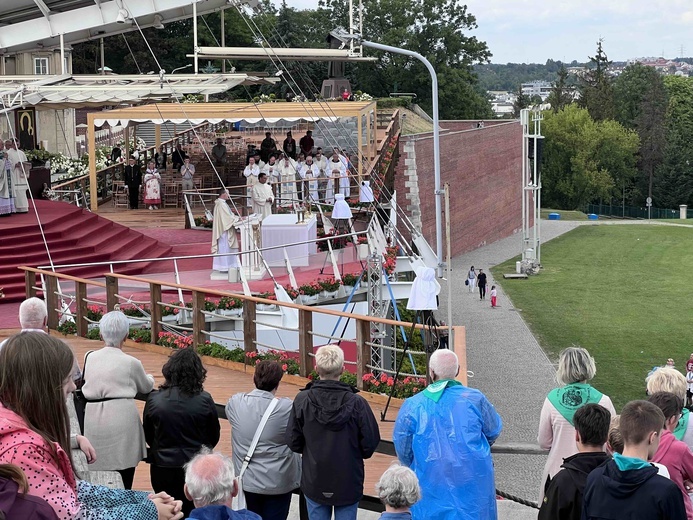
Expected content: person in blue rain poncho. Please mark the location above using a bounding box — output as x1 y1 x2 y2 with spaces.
393 349 502 520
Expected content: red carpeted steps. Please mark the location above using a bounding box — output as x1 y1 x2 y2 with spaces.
0 200 173 302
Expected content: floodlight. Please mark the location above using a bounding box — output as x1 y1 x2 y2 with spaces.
116 8 129 24
153 14 165 30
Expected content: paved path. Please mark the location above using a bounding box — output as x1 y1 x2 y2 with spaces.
437 220 584 508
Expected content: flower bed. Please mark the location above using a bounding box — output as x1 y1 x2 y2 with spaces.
317 229 349 251
246 350 300 375
362 373 427 399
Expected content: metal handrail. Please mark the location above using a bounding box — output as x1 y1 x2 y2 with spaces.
37 229 367 271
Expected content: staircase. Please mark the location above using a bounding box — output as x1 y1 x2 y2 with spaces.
135 122 177 147
0 201 173 302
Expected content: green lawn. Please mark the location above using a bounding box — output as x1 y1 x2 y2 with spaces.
540 209 588 220
491 225 693 410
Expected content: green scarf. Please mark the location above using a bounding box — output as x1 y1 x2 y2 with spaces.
674 408 690 441
423 379 462 403
547 382 604 425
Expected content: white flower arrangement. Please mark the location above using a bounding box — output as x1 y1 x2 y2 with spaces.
353 91 373 101
115 136 147 152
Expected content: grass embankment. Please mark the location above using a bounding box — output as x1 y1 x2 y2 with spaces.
491 224 693 410
540 209 588 220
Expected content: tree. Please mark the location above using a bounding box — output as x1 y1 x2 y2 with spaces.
512 86 531 117
578 39 614 121
613 64 668 203
654 76 693 208
318 0 493 118
541 105 639 209
547 65 574 113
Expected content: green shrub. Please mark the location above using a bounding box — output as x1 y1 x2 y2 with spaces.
377 97 413 109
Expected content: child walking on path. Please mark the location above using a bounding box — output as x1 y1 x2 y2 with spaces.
490 286 497 308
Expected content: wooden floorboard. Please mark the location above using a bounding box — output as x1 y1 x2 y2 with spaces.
96 206 187 229
0 330 397 494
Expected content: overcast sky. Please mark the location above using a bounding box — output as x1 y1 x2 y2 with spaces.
285 0 693 64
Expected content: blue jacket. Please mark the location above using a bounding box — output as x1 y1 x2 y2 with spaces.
582 460 686 519
393 384 502 520
189 505 261 520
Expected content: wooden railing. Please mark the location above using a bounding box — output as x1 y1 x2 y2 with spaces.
21 267 466 387
366 109 401 198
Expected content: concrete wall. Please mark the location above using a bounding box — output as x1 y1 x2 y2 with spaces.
395 120 523 258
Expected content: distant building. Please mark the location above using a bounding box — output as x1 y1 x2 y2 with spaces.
521 81 552 101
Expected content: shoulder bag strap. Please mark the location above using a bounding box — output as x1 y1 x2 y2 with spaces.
80 350 94 387
238 398 279 479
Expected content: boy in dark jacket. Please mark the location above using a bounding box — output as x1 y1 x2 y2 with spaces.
582 400 686 520
539 403 611 520
286 345 380 520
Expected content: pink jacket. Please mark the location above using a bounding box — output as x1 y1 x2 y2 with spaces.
652 429 693 520
0 404 79 520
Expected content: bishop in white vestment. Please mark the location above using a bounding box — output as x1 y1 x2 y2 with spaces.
211 189 240 272
251 172 275 220
6 141 28 213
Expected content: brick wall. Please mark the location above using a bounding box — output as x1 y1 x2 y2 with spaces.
395 120 523 258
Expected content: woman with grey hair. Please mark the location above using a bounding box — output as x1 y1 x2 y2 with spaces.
375 464 420 519
537 347 615 501
82 311 155 489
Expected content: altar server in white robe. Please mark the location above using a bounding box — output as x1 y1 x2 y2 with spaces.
6 140 28 213
277 154 297 207
243 156 260 207
359 179 375 203
299 155 320 204
327 151 346 204
314 147 328 201
251 172 274 220
211 188 240 272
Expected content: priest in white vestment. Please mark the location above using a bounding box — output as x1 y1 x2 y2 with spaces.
0 141 15 216
211 189 240 272
251 172 274 220
327 151 346 204
277 155 297 207
6 140 28 213
243 157 260 208
299 156 319 204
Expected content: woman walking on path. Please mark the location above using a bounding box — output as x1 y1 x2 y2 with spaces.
537 347 616 501
467 266 476 292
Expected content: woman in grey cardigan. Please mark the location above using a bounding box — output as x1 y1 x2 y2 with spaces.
82 311 155 489
226 360 301 520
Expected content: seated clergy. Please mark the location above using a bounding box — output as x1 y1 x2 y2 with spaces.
251 173 274 220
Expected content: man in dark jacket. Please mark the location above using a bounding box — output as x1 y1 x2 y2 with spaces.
582 400 686 520
539 403 611 520
286 344 380 520
123 157 142 210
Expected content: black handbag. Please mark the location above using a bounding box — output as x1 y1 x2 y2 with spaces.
73 350 93 435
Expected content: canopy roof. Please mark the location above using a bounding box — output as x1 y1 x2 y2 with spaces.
0 0 229 54
91 101 377 127
0 73 278 110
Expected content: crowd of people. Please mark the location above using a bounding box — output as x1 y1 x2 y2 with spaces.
115 128 364 216
9 297 693 519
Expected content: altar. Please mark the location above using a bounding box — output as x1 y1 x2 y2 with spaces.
261 213 317 267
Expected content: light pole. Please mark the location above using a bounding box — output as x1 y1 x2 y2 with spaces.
356 39 444 277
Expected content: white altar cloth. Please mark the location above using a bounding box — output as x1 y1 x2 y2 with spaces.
261 214 317 267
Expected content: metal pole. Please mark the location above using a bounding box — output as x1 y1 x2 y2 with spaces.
359 40 444 277
100 38 105 75
193 1 199 74
220 8 226 73
521 110 527 259
60 34 65 75
445 183 452 341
